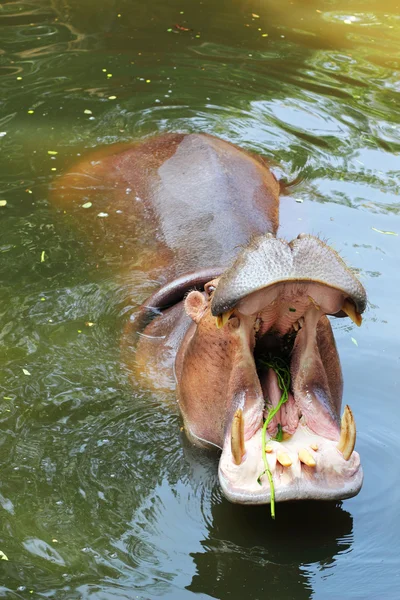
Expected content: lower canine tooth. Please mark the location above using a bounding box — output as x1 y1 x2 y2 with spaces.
277 451 292 467
299 448 316 467
231 408 245 465
337 404 356 460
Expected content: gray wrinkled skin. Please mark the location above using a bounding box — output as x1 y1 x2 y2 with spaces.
211 234 367 316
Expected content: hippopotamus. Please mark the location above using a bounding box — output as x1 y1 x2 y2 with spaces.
52 133 367 508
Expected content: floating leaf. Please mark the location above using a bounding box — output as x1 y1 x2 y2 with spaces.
108 96 117 100
371 227 397 236
252 13 260 18
40 251 46 262
82 202 92 208
0 551 9 561
47 150 58 155
3 397 12 400
351 337 358 347
97 212 108 217
22 369 31 376
0 200 7 207
85 322 94 327
84 109 92 115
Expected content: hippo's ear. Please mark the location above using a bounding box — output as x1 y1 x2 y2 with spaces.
184 291 207 324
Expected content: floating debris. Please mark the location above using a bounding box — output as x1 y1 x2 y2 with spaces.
351 337 358 347
108 96 117 100
0 200 7 207
0 551 9 561
97 212 108 217
84 109 92 115
40 251 46 262
47 150 58 155
175 24 192 32
82 202 92 208
22 369 31 376
371 227 397 236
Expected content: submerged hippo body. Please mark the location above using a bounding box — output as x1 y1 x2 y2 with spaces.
53 133 366 506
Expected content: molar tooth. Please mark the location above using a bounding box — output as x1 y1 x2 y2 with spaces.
254 317 262 333
337 404 356 460
310 443 318 451
265 443 273 453
342 299 362 327
231 408 245 465
216 309 234 328
299 448 316 467
293 321 299 332
277 451 292 467
298 316 305 329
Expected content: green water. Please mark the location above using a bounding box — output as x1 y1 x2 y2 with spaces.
0 0 399 597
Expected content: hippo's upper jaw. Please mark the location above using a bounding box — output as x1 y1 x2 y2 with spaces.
177 234 366 506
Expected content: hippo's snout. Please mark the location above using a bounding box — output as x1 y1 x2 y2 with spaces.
178 233 367 510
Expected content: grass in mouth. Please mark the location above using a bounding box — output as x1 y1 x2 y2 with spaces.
257 356 291 519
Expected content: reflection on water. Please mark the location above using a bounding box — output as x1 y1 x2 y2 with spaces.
0 0 399 597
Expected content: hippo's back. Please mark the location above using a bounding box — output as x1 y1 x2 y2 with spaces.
52 133 279 280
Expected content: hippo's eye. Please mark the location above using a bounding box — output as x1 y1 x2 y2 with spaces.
205 284 216 297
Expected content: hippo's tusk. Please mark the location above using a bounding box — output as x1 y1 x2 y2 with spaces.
231 408 245 465
337 405 356 460
342 299 362 327
276 451 292 467
216 309 234 328
299 448 316 467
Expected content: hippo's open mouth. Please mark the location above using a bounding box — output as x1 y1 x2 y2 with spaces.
210 234 366 505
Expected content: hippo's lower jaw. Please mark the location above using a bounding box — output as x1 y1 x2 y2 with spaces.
218 422 363 505
212 299 363 504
